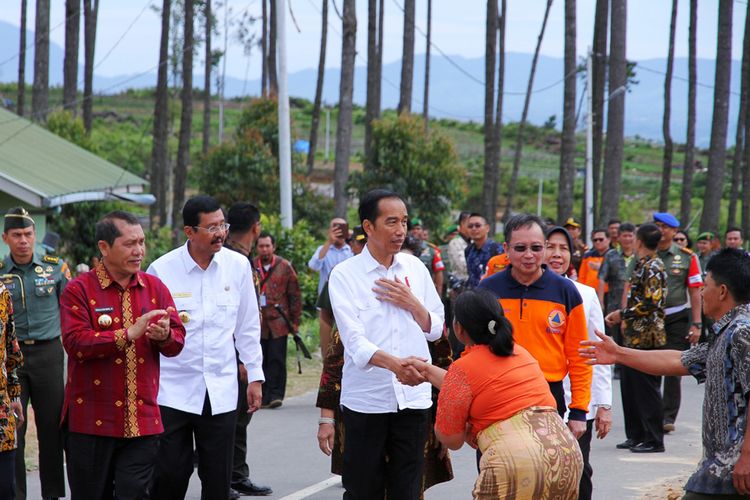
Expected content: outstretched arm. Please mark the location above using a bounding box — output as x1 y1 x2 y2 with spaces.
580 330 689 376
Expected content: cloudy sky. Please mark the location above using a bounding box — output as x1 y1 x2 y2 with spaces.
0 0 746 81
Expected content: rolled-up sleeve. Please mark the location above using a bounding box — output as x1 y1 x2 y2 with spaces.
419 265 445 341
329 268 380 369
308 246 324 272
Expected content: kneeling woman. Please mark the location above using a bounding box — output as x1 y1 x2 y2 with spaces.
406 289 583 499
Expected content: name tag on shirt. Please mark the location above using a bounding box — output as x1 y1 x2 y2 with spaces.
259 294 267 307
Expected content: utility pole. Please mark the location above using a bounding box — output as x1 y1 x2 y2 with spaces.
277 0 293 228
218 1 228 142
325 106 331 164
585 48 594 246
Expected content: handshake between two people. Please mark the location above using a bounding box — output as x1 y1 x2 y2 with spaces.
393 356 435 387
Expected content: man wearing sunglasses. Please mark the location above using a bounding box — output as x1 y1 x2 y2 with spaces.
578 229 610 296
147 195 264 499
653 212 703 434
478 214 591 440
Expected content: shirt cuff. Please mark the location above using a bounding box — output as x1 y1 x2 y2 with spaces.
352 342 379 369
114 329 129 351
245 366 265 384
425 311 443 341
568 408 587 422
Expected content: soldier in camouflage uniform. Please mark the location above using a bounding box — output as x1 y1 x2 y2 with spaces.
1 207 68 500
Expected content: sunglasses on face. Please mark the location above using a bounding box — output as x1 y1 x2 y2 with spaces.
511 244 545 254
673 237 686 242
592 238 606 243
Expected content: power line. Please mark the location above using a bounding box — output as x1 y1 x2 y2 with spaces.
636 63 742 97
0 6 82 69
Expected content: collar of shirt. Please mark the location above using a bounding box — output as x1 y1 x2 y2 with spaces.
5 253 45 272
179 241 224 274
711 304 750 336
95 263 145 290
502 264 550 290
361 244 405 274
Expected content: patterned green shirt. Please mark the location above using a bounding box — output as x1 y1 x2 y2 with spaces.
622 254 667 349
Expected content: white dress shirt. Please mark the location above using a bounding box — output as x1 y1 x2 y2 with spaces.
147 243 264 415
329 245 445 414
308 243 353 295
564 278 613 419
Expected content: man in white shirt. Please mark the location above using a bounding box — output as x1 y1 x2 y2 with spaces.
147 195 264 500
328 189 445 500
545 225 613 500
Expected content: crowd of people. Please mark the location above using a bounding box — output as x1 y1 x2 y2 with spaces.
0 192 749 499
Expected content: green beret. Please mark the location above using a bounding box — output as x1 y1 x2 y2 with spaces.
697 231 714 241
4 207 35 232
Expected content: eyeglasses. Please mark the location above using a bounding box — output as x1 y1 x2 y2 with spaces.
511 244 545 254
193 223 230 234
592 238 606 243
673 237 686 242
467 223 484 229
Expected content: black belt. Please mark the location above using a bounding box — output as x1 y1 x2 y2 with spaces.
20 337 60 346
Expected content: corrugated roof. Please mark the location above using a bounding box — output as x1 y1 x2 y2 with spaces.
0 106 148 207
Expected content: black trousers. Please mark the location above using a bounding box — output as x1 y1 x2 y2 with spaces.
65 432 158 500
153 394 237 500
0 450 15 500
662 309 690 424
341 406 429 500
577 420 594 500
15 339 65 500
260 336 287 404
621 365 664 446
232 372 253 483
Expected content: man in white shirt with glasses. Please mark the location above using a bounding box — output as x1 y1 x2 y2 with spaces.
147 195 264 500
328 189 445 500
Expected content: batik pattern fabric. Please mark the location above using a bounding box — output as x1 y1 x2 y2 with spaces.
472 408 582 499
621 255 667 349
0 284 22 452
681 304 750 495
465 240 502 289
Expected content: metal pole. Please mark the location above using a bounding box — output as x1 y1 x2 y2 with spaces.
324 106 330 164
277 0 293 228
585 47 594 247
537 176 543 217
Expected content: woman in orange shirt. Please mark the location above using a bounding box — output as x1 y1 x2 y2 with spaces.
406 289 583 499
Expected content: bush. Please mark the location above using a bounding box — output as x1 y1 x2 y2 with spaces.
352 114 465 229
260 214 321 314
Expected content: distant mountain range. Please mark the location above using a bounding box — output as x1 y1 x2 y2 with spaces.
0 19 742 147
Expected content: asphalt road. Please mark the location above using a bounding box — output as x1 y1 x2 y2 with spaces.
26 369 705 499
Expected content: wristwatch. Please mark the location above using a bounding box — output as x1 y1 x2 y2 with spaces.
691 322 703 329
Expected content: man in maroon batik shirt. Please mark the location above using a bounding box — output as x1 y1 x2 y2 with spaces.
60 211 185 498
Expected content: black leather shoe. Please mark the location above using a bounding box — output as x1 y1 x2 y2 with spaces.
616 439 637 449
630 442 665 453
229 488 241 500
231 479 273 496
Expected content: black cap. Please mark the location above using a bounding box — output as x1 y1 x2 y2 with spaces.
4 207 34 232
546 226 574 253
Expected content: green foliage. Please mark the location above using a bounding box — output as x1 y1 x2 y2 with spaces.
236 97 280 155
351 115 464 230
260 214 320 314
144 226 177 269
46 111 96 152
51 202 122 267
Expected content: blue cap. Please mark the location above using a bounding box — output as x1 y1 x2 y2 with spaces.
653 212 680 228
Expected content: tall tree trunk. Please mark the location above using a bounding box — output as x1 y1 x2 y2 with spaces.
481 0 498 224
307 0 329 175
375 0 384 120
333 0 357 217
397 0 415 114
82 0 99 133
173 0 194 232
422 0 432 133
491 0 507 227
151 0 171 227
17 0 27 117
729 3 750 229
31 0 50 122
63 0 80 113
680 0 698 227
261 0 268 97
363 0 379 171
658 0 678 212
202 0 212 156
699 0 733 233
267 0 278 96
599 0 626 224
743 97 750 238
505 0 552 221
591 0 608 225
557 0 577 222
